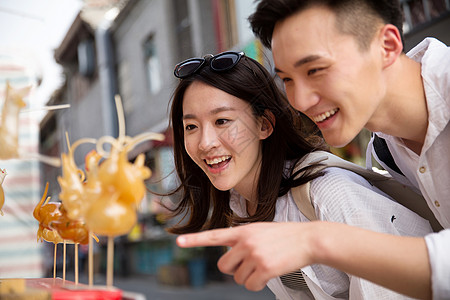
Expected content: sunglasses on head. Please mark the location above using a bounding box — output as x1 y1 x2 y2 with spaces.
174 51 244 79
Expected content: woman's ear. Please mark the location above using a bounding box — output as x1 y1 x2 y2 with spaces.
378 24 403 69
259 110 275 140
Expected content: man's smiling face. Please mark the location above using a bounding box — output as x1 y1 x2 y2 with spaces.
271 6 385 147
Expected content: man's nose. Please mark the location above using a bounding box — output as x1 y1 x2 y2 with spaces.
289 82 319 113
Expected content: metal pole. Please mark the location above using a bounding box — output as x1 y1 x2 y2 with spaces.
95 9 119 138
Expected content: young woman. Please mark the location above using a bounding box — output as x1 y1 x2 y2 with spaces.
167 51 432 299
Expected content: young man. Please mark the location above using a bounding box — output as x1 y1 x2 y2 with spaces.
176 1 450 299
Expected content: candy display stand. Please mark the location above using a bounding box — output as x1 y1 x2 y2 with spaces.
0 278 146 300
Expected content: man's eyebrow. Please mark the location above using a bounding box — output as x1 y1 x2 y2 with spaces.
274 66 283 73
182 106 236 120
274 55 322 73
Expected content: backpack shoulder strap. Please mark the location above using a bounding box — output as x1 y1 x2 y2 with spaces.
314 152 442 231
290 152 331 221
291 181 317 221
290 151 443 231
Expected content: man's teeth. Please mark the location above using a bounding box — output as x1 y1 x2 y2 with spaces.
312 108 339 123
206 155 231 165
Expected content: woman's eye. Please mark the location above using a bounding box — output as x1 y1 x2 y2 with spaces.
185 124 197 131
216 119 230 126
281 77 292 83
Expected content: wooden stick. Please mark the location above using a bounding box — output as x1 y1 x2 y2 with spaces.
106 236 114 287
63 241 66 282
21 104 71 113
23 152 61 167
75 243 79 284
89 232 93 287
53 243 57 279
114 95 125 139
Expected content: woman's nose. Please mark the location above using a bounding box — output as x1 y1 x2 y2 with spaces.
198 126 220 152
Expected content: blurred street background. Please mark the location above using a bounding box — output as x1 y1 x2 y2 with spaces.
0 0 449 298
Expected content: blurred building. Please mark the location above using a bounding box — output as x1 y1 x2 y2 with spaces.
38 0 449 279
40 0 262 195
0 49 44 278
402 0 450 50
38 0 261 279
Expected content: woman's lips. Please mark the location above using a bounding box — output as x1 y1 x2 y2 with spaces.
204 156 232 173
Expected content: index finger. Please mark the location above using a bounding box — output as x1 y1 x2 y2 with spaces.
176 227 239 248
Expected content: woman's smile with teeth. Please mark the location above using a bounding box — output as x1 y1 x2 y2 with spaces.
312 108 339 123
205 155 231 167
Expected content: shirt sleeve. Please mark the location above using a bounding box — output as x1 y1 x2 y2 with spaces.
425 229 450 300
309 167 434 299
310 167 433 237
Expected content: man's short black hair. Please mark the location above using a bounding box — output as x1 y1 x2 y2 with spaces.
249 0 404 50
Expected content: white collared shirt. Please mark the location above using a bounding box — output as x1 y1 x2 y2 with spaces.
230 159 432 300
368 38 450 299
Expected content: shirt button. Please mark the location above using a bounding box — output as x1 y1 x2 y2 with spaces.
435 201 440 207
419 166 426 173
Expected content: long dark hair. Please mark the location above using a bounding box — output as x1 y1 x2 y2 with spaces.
166 55 328 234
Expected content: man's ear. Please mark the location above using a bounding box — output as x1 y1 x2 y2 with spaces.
259 110 275 140
378 24 403 69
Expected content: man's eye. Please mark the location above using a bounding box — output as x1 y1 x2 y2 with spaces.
308 68 324 76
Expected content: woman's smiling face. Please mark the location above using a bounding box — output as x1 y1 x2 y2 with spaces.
182 81 269 196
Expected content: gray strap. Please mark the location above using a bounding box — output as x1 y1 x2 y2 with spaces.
308 152 443 232
291 181 317 221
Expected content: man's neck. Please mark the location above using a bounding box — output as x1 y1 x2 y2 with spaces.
368 55 428 155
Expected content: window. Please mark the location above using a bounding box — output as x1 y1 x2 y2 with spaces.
402 0 450 33
143 36 161 95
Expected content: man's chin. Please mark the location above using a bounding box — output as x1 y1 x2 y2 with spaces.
323 134 355 148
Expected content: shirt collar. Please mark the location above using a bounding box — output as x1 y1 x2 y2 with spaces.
229 189 248 218
406 38 450 152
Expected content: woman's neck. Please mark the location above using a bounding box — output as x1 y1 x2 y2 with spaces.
233 156 263 216
246 200 257 216
235 187 258 216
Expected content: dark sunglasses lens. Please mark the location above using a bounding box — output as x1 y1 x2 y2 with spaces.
210 53 240 71
175 59 203 78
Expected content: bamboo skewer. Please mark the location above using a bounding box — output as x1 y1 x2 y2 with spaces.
89 232 93 287
63 241 66 282
53 243 57 279
106 236 114 287
21 104 71 113
75 243 79 284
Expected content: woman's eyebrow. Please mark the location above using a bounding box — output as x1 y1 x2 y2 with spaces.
182 106 236 120
210 106 236 114
182 113 196 120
